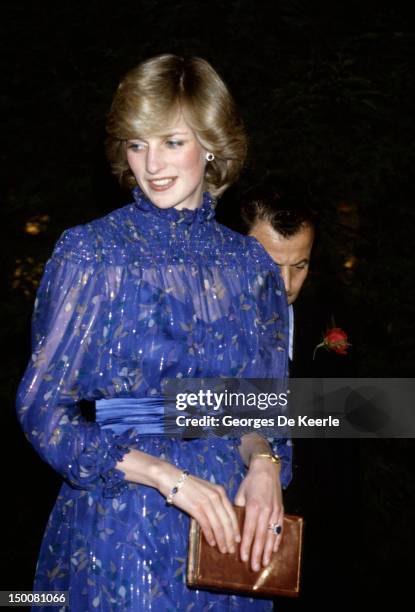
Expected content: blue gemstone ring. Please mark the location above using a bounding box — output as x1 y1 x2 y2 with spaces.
268 523 282 535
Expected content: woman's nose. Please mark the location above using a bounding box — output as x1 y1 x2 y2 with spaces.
146 146 165 174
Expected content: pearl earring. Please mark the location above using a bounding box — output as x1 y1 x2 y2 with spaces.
205 152 215 162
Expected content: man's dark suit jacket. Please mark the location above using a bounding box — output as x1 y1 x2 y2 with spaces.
278 291 359 608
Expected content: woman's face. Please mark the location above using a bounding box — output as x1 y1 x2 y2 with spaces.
126 113 207 210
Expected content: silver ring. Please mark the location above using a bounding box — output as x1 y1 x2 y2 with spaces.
268 523 282 535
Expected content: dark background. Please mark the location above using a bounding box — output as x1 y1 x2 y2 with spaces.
1 1 414 609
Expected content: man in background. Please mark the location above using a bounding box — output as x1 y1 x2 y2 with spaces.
241 182 354 377
240 183 315 372
240 182 358 607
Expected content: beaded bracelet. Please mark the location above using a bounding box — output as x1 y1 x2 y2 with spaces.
166 469 190 505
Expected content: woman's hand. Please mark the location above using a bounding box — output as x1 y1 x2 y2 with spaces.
234 455 284 572
117 449 240 554
154 460 241 554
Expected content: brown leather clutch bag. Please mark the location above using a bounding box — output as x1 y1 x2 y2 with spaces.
187 505 304 598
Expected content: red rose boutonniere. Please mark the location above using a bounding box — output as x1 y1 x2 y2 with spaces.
313 327 351 359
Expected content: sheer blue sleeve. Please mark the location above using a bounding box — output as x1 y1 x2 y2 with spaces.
268 438 293 490
245 237 293 490
16 227 131 497
267 300 293 490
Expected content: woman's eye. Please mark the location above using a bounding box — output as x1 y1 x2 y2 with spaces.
166 140 184 148
127 142 146 151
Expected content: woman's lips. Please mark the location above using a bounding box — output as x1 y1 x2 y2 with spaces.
147 177 177 192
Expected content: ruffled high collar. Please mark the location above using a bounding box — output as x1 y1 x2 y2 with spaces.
132 187 216 225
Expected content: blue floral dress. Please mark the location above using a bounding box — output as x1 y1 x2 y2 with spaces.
17 189 292 611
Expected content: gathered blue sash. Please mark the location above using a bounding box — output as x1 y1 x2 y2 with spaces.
96 397 166 435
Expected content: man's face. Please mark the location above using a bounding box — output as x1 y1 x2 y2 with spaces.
249 221 314 304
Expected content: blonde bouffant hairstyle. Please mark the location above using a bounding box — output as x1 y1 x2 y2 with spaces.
105 54 247 197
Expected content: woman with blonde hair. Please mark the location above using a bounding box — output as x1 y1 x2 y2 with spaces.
17 54 291 610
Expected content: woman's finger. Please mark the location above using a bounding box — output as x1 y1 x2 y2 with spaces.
249 507 272 571
240 502 261 565
272 509 284 554
194 482 238 553
196 511 216 547
219 487 241 544
262 512 282 566
206 487 239 553
189 484 231 553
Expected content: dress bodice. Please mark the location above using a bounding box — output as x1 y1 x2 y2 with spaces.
43 189 288 399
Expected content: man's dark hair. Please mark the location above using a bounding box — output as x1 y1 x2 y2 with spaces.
240 178 317 238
